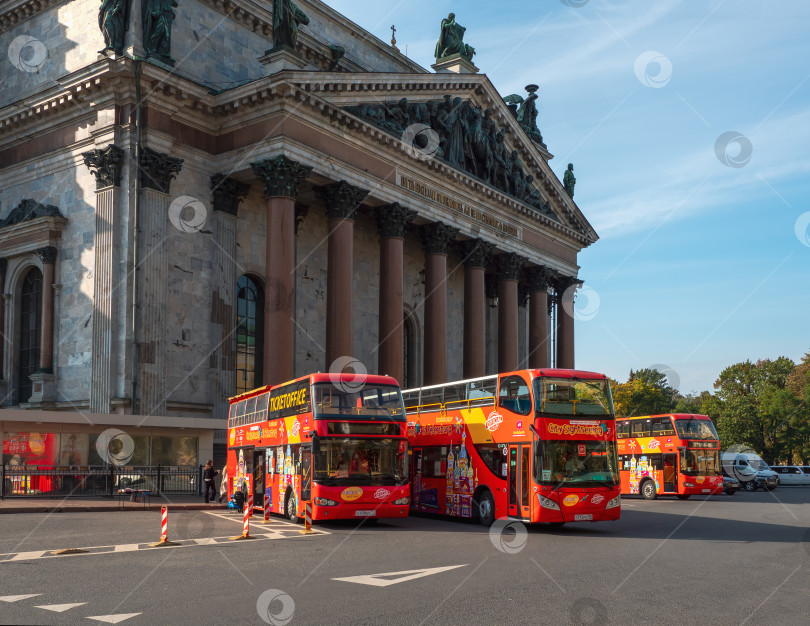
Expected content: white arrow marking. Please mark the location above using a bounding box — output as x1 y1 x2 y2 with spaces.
86 613 142 624
0 594 42 602
9 550 47 561
35 603 87 612
332 564 468 587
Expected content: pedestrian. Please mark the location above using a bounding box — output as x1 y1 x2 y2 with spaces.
218 464 228 504
203 460 218 503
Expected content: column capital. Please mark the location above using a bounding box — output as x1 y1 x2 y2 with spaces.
422 222 459 255
378 203 417 239
525 265 554 292
139 147 183 193
82 144 125 190
251 155 313 199
497 252 525 281
317 180 370 220
0 258 7 275
210 174 250 216
37 246 58 264
462 239 495 269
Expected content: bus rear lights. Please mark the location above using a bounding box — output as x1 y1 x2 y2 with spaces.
605 496 621 509
393 497 409 505
313 497 339 506
538 495 560 511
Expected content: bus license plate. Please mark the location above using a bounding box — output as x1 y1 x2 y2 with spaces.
355 510 375 517
574 514 593 521
702 489 711 493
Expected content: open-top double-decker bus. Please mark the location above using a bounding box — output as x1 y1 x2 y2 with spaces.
402 369 620 526
227 373 410 522
617 413 723 499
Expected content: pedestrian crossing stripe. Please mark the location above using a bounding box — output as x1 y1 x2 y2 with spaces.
0 521 328 563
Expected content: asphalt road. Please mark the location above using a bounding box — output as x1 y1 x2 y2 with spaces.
1 488 808 625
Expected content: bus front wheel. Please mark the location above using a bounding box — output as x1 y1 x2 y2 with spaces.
475 490 495 527
641 480 657 500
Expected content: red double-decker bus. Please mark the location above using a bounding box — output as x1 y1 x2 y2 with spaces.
227 373 410 522
402 369 621 526
617 413 723 499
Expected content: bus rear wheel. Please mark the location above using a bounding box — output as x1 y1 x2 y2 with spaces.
286 492 299 523
475 490 495 527
641 479 657 500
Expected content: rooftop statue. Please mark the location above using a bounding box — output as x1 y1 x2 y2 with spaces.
516 84 545 146
435 13 475 61
563 163 576 198
142 0 178 65
98 0 131 55
273 0 310 49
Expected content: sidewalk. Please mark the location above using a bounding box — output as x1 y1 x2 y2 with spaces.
0 494 227 514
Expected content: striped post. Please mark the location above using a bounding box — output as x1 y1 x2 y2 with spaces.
247 491 254 517
262 493 271 524
242 503 250 538
160 506 168 543
300 500 314 534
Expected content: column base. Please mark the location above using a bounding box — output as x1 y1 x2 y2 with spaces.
27 371 57 403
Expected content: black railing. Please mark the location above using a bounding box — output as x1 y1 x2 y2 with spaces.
0 464 203 498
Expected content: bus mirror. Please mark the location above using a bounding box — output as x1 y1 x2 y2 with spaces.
311 433 320 454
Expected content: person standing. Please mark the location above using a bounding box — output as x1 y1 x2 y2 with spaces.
218 464 228 504
203 460 218 503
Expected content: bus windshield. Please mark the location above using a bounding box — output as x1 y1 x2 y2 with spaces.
313 437 406 486
681 448 721 476
312 384 406 421
533 378 614 418
673 418 718 440
535 439 619 488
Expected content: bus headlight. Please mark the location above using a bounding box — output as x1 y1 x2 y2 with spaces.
605 496 621 509
684 482 695 488
393 497 409 505
538 495 560 511
314 497 339 506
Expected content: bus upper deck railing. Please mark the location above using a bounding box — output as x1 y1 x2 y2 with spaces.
405 396 496 418
0 465 205 499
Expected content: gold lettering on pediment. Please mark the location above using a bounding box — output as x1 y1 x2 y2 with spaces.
399 174 518 238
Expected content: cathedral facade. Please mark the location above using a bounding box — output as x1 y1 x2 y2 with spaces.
0 0 597 466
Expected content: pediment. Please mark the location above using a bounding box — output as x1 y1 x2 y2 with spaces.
297 74 598 244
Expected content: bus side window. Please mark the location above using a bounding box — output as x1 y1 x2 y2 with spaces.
498 375 531 415
617 422 630 439
659 418 675 436
631 421 650 438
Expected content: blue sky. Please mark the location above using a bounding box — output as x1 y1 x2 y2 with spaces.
327 0 810 394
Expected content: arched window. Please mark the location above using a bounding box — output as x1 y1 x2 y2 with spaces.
18 267 43 403
235 275 264 394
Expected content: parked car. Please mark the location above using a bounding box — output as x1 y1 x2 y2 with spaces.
721 451 780 488
722 464 777 492
723 475 741 495
771 466 810 485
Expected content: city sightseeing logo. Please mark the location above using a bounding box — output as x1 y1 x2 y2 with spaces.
374 488 391 500
291 420 301 438
485 411 504 432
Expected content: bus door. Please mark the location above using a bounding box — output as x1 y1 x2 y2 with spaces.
301 444 312 502
508 445 531 519
663 453 677 492
411 448 423 508
253 449 265 505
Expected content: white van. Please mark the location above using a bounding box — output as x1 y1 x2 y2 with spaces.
771 466 810 485
721 451 779 490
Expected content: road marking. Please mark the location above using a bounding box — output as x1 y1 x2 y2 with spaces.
113 544 140 553
194 538 217 545
86 613 142 624
332 564 468 587
0 594 42 602
35 602 87 612
9 550 47 561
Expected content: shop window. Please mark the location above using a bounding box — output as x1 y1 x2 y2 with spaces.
236 275 264 394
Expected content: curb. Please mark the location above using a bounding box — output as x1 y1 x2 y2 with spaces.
0 503 227 515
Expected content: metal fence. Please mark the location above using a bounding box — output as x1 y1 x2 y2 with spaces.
0 465 203 498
